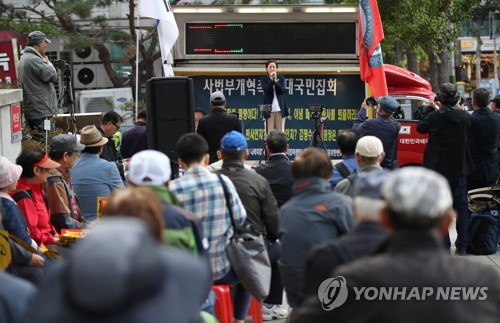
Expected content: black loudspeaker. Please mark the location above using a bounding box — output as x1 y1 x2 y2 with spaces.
146 77 195 161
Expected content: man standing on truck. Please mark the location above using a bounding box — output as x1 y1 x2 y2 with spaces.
352 96 401 170
416 83 473 255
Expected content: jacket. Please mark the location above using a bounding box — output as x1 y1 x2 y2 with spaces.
417 104 473 178
217 159 279 240
44 168 85 233
467 107 500 188
70 153 124 221
197 108 243 164
13 177 55 246
292 230 500 323
279 177 354 307
0 195 34 247
17 46 58 120
254 153 294 208
120 121 147 159
97 126 125 182
302 221 388 300
353 109 401 169
261 75 289 118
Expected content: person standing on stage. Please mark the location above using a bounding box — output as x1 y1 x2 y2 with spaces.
261 60 289 134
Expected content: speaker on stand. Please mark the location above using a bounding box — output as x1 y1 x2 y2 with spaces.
146 77 195 178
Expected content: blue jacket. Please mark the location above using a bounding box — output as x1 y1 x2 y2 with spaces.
0 197 33 245
261 75 289 118
70 153 124 221
278 177 354 307
353 108 401 169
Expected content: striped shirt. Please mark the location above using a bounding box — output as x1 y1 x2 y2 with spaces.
169 166 246 280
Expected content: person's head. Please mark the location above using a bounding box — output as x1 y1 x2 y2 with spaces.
194 108 206 132
265 131 288 155
220 131 248 161
27 31 51 56
472 88 491 109
16 147 60 184
136 109 147 122
210 91 226 109
266 59 278 75
176 133 209 168
436 83 460 106
49 134 85 169
128 150 171 186
355 136 385 168
0 156 23 193
491 96 500 111
101 187 165 242
337 129 361 157
292 148 332 180
377 96 399 116
79 125 109 155
101 111 123 137
352 171 390 222
381 167 453 233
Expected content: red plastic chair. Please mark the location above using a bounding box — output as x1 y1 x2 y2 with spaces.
211 284 263 323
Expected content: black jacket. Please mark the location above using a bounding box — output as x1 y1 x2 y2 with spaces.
217 159 279 240
302 221 388 300
254 153 293 208
120 121 147 159
292 230 500 323
197 108 242 164
467 107 500 189
417 104 473 178
261 75 289 118
97 126 125 181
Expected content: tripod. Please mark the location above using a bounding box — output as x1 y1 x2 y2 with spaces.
58 63 77 136
309 116 327 153
258 104 272 165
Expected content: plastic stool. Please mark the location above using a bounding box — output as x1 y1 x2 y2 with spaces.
247 297 263 323
212 285 232 323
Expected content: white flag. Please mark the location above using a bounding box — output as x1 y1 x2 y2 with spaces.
139 0 178 76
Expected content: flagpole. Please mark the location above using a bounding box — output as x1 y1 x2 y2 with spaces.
135 1 141 122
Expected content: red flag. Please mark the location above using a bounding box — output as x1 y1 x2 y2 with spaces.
358 0 388 97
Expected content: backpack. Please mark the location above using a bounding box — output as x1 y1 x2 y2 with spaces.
466 210 499 255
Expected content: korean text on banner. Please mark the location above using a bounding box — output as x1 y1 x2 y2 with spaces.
358 0 388 97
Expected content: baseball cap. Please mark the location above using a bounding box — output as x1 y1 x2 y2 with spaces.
51 134 85 153
128 150 171 186
355 136 383 157
437 83 460 105
220 131 247 153
0 156 23 189
378 96 399 113
353 171 390 218
28 31 51 43
210 91 225 103
381 167 452 220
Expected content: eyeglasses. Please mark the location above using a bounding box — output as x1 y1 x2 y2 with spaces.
112 122 120 131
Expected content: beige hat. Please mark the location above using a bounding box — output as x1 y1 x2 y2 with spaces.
355 136 384 157
80 125 108 147
0 156 22 189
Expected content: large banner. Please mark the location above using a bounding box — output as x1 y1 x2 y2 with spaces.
192 74 365 160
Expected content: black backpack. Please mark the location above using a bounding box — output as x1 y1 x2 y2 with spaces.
466 210 499 255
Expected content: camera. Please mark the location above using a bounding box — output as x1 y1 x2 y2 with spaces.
365 96 378 106
259 104 272 118
308 104 324 120
52 59 67 70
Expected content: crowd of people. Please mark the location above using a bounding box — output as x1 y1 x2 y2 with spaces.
3 38 500 322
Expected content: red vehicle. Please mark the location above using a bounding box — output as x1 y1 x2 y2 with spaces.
384 64 434 167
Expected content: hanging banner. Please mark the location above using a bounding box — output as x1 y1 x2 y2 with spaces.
191 74 365 160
